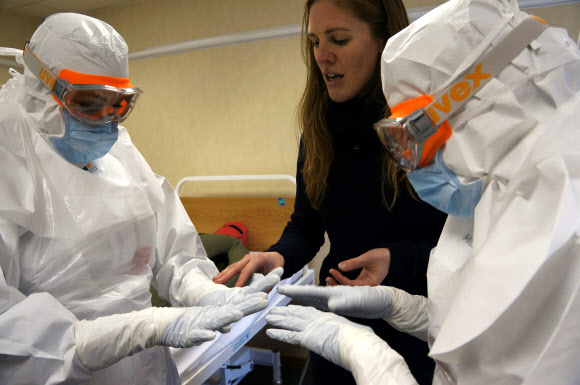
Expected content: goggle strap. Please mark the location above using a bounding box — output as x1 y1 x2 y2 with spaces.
406 109 438 141
22 43 71 98
423 16 548 126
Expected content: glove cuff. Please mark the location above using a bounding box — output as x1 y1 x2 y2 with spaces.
74 307 167 371
339 325 419 385
178 271 228 307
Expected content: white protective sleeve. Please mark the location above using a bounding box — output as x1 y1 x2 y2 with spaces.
151 177 223 307
0 216 91 385
74 303 250 371
339 324 420 385
0 291 92 385
383 287 430 341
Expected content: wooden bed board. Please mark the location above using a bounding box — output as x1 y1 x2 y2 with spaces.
180 197 295 252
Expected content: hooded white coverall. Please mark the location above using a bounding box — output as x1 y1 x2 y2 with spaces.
0 13 238 385
365 0 580 382
266 0 580 384
381 0 580 383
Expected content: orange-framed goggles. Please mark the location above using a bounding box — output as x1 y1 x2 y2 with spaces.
23 42 142 125
374 95 451 172
375 16 548 172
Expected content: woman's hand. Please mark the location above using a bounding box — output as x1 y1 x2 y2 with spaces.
326 248 391 286
212 251 285 287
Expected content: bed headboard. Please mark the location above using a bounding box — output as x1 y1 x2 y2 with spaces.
180 197 295 252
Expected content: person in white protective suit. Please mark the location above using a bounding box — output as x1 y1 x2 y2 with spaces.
0 13 284 385
265 0 580 384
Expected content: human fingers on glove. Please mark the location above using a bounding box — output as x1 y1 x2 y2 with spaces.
276 285 333 311
265 305 372 370
198 285 266 308
327 248 391 287
200 267 283 308
213 252 285 287
230 295 270 317
277 284 394 319
159 305 243 348
214 296 271 333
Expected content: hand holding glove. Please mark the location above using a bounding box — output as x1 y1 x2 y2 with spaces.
277 284 429 340
74 297 267 371
266 305 418 385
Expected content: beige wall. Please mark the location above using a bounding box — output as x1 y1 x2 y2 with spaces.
0 10 42 85
91 0 306 197
1 0 579 197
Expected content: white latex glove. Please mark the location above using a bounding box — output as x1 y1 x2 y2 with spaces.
277 284 393 318
266 305 372 368
197 267 284 308
75 297 267 371
277 284 428 340
266 305 419 385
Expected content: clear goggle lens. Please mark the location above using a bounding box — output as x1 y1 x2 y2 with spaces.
62 84 142 125
374 118 424 172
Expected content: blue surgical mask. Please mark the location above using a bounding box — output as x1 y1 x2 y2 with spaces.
50 110 119 164
407 149 482 217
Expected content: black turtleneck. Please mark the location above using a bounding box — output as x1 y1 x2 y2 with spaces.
267 97 446 384
268 98 446 294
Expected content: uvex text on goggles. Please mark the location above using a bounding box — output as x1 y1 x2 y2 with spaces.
23 42 142 126
374 16 547 172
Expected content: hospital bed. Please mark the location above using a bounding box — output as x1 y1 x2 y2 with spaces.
171 175 316 385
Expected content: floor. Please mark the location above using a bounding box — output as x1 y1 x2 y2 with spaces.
207 325 313 385
238 355 312 385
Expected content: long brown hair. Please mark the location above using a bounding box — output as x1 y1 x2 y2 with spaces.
298 0 413 209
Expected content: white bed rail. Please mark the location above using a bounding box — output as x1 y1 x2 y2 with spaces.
175 174 297 196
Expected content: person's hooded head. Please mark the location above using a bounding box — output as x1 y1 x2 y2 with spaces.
22 13 141 163
375 0 580 217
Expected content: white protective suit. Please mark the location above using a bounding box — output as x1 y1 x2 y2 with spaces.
381 0 580 383
0 13 274 385
267 0 580 384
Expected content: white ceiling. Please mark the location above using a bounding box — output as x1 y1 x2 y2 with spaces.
0 0 143 19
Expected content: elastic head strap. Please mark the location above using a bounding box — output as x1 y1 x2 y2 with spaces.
389 16 548 169
58 69 134 89
389 95 452 168
23 42 135 92
22 42 61 94
423 16 548 126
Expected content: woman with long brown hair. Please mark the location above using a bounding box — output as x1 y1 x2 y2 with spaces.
214 1 447 383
